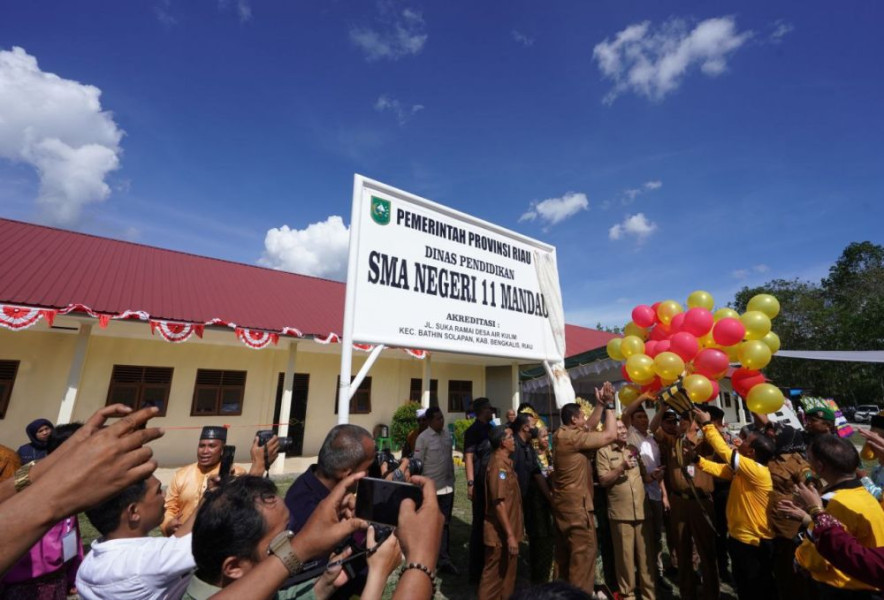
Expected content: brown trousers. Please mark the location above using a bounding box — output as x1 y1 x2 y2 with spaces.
612 519 656 600
478 544 517 600
670 495 719 600
553 507 597 594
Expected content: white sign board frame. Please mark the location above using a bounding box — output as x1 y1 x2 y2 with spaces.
338 175 566 422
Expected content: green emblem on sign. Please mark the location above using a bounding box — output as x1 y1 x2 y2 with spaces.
370 196 391 225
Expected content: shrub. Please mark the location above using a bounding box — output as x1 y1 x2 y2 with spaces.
453 417 475 451
392 401 422 449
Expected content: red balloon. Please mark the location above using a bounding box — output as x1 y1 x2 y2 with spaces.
641 377 663 394
621 363 631 382
632 305 657 328
669 332 699 362
706 379 721 403
670 312 685 334
645 340 659 358
693 348 730 379
713 317 746 347
649 323 671 341
651 301 661 313
682 307 714 337
656 340 671 354
731 367 765 397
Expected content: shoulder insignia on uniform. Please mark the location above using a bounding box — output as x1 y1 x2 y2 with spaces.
498 469 507 480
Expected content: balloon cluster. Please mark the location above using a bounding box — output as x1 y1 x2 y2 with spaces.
606 291 786 415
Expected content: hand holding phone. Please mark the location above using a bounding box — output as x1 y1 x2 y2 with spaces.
219 445 236 480
355 477 422 527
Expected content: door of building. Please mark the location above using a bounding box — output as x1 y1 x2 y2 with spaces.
273 373 309 456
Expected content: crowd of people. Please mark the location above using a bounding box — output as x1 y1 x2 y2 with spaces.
1 386 883 600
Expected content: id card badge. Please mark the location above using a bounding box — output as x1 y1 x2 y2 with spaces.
62 524 78 563
686 465 696 478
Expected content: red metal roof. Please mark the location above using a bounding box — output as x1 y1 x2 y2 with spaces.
564 324 617 357
0 218 612 355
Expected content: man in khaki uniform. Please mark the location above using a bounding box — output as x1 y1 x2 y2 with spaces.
652 406 718 600
551 383 618 594
479 425 522 600
597 420 655 600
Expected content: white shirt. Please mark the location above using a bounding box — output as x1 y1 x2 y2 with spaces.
76 534 195 600
627 425 662 501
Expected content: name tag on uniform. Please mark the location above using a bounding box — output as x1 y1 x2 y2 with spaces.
686 465 696 478
62 527 78 563
498 469 507 480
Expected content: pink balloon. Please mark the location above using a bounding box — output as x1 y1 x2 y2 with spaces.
632 304 657 328
682 307 714 337
669 332 699 362
641 377 663 394
621 364 631 382
706 379 720 403
644 340 659 358
713 317 746 346
649 323 671 341
656 340 671 354
693 348 729 379
731 367 765 397
670 312 685 334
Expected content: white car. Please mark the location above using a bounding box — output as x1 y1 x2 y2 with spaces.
854 404 882 423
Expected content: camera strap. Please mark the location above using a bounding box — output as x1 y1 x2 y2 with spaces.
263 445 270 477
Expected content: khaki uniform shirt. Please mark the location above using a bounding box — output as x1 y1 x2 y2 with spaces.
655 428 714 496
768 451 810 539
552 425 608 512
484 451 523 546
0 444 21 483
596 443 647 521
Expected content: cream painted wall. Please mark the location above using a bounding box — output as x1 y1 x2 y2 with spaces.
1 328 491 466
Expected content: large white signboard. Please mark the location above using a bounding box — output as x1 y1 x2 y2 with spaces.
343 175 565 363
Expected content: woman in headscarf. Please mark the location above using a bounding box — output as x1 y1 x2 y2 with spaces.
17 419 53 463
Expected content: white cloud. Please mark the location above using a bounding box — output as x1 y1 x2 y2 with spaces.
593 16 753 104
644 180 662 190
770 20 794 42
0 47 124 226
732 264 770 279
350 3 427 61
608 213 658 241
374 95 424 125
259 216 350 280
154 0 177 27
512 30 534 47
620 179 662 205
519 192 588 226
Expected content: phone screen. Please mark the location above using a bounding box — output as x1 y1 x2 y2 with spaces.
355 477 422 527
220 445 236 479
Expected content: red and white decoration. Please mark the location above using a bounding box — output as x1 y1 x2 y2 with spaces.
1 302 428 357
150 320 204 343
0 305 56 330
236 327 279 350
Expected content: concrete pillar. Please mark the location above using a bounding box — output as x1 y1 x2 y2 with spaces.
511 362 520 410
272 341 298 475
421 353 432 409
57 323 92 424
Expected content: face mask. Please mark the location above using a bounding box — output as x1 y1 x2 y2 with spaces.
529 427 540 440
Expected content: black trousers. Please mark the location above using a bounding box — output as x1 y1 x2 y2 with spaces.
815 583 879 600
437 492 454 564
727 537 776 600
469 483 486 583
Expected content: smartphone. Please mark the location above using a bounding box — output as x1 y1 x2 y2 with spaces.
355 477 422 527
220 445 236 480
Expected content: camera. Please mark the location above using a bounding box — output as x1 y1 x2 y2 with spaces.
256 429 293 454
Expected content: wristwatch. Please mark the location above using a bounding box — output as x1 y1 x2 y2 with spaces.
267 530 303 575
14 460 37 493
605 402 616 411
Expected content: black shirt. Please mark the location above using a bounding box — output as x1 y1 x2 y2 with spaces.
512 435 541 500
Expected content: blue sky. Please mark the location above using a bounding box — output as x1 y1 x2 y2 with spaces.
1 1 882 329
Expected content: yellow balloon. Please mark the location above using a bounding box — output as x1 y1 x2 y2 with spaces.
657 300 684 326
654 351 685 380
738 340 772 370
761 331 781 354
713 307 740 322
747 294 781 319
698 332 717 348
683 374 713 403
618 384 641 405
624 321 649 340
620 335 646 358
626 354 655 383
607 338 625 361
660 375 678 387
687 290 715 310
740 310 772 340
723 343 741 363
746 383 785 414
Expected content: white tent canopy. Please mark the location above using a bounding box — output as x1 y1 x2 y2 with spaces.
776 350 884 363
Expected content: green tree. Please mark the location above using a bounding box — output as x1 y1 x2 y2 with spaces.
731 242 884 406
